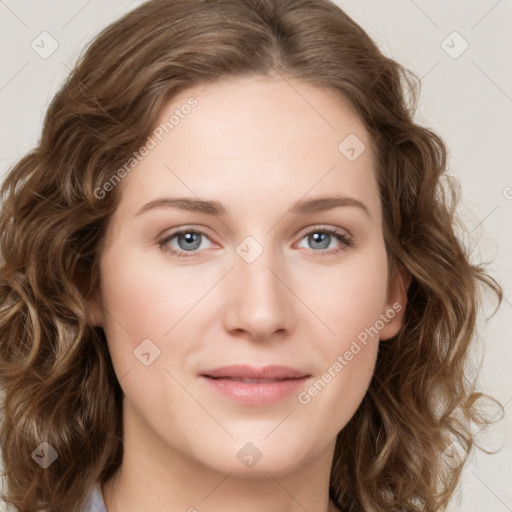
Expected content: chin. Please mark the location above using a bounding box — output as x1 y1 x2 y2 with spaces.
192 435 315 477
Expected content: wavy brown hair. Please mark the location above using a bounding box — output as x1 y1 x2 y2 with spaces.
0 0 503 511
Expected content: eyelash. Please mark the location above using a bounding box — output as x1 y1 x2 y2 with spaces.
157 226 353 259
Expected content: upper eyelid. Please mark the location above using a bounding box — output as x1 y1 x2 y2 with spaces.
296 224 352 238
160 226 217 245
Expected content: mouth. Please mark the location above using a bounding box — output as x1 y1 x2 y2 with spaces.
199 365 311 405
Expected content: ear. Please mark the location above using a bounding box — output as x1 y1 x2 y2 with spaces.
75 265 105 328
85 292 105 327
379 260 411 341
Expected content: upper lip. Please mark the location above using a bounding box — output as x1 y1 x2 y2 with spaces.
200 365 310 380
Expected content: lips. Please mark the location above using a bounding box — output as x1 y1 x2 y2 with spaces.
199 365 311 405
200 364 309 381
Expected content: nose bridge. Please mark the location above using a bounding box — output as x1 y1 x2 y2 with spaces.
223 236 294 339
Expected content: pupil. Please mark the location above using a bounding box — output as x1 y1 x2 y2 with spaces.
180 232 200 250
311 232 329 250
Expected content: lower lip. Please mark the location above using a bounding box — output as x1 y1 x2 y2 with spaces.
200 376 311 405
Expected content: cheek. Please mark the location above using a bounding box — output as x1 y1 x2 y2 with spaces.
99 247 201 333
97 250 200 426
97 246 216 379
297 266 385 435
312 243 389 352
97 249 165 375
299 243 387 416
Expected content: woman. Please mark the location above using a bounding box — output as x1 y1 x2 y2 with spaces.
0 1 502 511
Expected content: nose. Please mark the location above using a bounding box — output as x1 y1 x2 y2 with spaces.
221 247 295 342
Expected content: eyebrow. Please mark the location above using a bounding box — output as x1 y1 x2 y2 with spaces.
135 194 371 219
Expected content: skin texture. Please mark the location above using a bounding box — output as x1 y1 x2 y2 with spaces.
87 75 408 512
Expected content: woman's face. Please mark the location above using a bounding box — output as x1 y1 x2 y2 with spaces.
88 75 407 477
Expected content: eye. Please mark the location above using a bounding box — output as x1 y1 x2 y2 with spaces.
296 226 353 256
158 225 353 259
158 229 214 258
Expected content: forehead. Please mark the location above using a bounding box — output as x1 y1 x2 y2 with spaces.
113 75 379 222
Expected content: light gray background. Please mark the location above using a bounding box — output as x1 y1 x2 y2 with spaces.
0 1 510 511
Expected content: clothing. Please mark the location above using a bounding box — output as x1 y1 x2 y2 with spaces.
83 482 107 512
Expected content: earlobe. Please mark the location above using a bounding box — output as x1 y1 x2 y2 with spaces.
85 293 104 327
379 261 411 341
